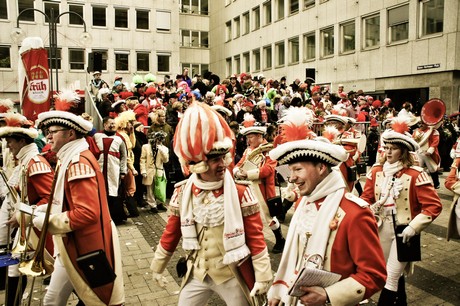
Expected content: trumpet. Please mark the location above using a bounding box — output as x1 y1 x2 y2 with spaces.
19 162 60 277
11 166 32 256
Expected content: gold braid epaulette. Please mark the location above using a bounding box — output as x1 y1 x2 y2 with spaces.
241 203 260 217
247 143 274 161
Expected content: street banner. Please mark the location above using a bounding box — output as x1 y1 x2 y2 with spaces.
19 37 50 121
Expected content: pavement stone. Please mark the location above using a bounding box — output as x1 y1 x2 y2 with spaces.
1 172 459 305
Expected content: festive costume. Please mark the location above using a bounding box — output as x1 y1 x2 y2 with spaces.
444 157 460 240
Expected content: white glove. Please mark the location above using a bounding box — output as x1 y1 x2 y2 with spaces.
32 212 46 231
35 204 48 213
132 169 138 176
151 271 168 288
250 281 270 297
399 225 416 243
280 187 296 202
142 173 147 178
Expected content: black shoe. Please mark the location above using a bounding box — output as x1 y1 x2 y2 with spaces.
43 276 51 285
157 203 167 211
434 184 440 189
271 238 285 254
150 207 159 214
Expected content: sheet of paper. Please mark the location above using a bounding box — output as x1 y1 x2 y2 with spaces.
288 267 341 297
276 164 291 181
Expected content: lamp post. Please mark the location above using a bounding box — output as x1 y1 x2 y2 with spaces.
11 8 91 95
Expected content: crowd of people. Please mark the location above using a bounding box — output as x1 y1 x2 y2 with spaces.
0 68 458 305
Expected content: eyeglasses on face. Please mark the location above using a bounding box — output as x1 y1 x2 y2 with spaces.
45 128 69 136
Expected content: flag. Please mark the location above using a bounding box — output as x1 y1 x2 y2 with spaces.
19 37 50 121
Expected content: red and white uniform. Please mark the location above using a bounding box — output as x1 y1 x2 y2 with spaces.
269 191 387 305
338 128 362 191
444 158 460 240
150 180 272 305
44 149 124 305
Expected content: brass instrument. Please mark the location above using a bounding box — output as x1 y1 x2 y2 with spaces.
247 142 273 161
0 168 18 208
421 98 446 129
19 163 60 277
340 134 367 154
11 166 31 255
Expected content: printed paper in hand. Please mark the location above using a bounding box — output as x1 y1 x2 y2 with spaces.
288 267 341 297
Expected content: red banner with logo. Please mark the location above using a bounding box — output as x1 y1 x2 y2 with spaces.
20 48 50 121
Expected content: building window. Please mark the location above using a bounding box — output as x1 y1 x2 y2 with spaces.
18 0 34 22
92 49 108 71
226 57 232 76
201 64 209 75
0 46 11 68
321 27 334 57
137 52 150 71
277 0 284 20
136 10 149 30
44 1 60 24
234 17 240 38
46 48 61 69
253 48 261 71
263 1 272 25
114 8 128 28
201 31 209 48
303 32 315 60
181 0 208 15
304 0 315 9
201 0 209 15
115 52 129 71
234 55 241 74
191 31 199 47
420 0 444 36
289 36 299 64
181 30 190 46
93 6 106 27
0 0 7 19
157 53 170 72
290 0 299 14
388 5 409 43
303 33 316 61
341 21 355 53
276 41 285 66
156 11 171 31
263 45 272 69
253 6 260 31
243 12 250 35
69 5 84 25
69 49 84 70
226 21 232 42
363 14 380 49
243 52 250 73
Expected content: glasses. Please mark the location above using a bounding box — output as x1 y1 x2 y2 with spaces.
46 128 68 136
383 146 400 152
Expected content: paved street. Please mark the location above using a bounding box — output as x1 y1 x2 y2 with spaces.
1 172 459 305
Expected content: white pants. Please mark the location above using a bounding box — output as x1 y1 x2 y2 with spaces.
379 216 408 292
178 276 249 306
145 184 157 208
43 255 75 306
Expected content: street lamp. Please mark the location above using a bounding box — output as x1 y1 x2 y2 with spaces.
11 8 92 95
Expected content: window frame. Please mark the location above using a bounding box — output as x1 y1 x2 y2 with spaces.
92 6 107 28
253 48 261 72
234 16 241 38
362 14 380 49
263 0 272 26
156 10 171 32
419 0 444 37
18 0 35 22
115 51 129 71
69 48 85 71
136 9 150 30
137 52 150 72
288 36 300 64
289 0 299 15
320 26 334 58
226 21 232 42
263 44 272 70
303 32 316 61
91 49 108 71
387 4 409 44
68 4 84 26
275 41 285 67
0 46 11 69
44 1 60 24
114 7 129 29
253 6 261 31
157 53 171 73
340 20 356 54
242 12 250 35
0 0 8 20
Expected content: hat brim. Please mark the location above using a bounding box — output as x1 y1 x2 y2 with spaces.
37 111 93 134
0 126 38 139
324 115 348 125
382 130 419 152
211 105 232 117
240 126 266 135
269 139 348 166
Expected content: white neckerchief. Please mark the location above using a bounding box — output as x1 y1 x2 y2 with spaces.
180 170 250 264
381 161 404 207
268 169 345 304
53 139 89 212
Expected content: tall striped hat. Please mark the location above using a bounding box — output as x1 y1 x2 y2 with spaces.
173 102 233 173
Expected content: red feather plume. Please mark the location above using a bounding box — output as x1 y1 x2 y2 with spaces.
391 117 409 134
